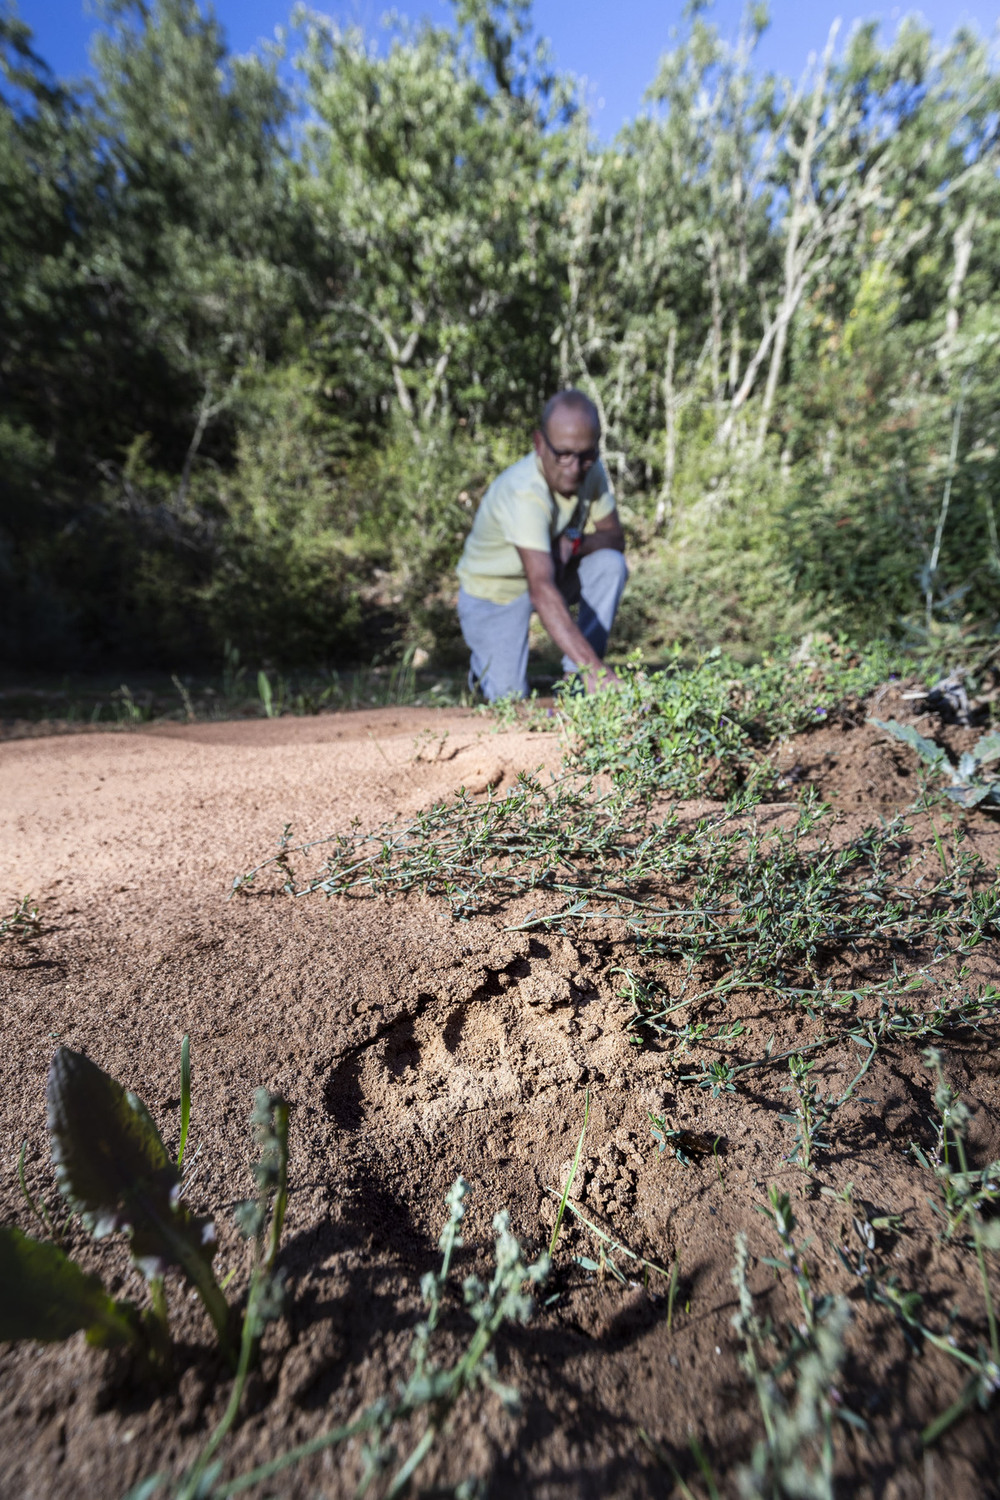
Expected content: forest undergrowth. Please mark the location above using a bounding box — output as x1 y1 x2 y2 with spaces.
5 0 1000 668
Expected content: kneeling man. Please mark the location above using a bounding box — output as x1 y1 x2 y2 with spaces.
456 390 628 700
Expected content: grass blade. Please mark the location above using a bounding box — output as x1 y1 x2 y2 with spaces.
177 1035 191 1170
549 1088 590 1258
667 1259 680 1332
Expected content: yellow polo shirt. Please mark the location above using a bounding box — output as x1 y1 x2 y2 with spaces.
457 453 615 605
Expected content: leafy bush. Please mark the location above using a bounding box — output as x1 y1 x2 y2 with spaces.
556 642 899 795
201 369 369 665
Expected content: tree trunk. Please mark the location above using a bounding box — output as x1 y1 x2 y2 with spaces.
754 20 840 457
655 325 677 533
943 209 976 354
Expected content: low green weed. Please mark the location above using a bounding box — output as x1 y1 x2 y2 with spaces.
4 650 468 732
545 1192 672 1287
910 1048 1000 1244
679 1058 739 1098
780 1055 839 1173
548 1089 590 1258
235 772 999 1003
874 1275 1000 1446
171 674 197 723
0 895 41 944
112 684 151 724
169 1091 291 1500
733 1193 854 1500
134 1180 548 1500
221 640 246 700
648 1116 710 1167
554 642 899 797
838 1178 1000 1442
256 669 280 718
830 1053 1000 1446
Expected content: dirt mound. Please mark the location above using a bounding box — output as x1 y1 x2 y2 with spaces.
1 702 999 1499
773 676 997 812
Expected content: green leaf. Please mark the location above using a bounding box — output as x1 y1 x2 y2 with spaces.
957 751 978 783
0 1224 137 1346
972 732 1000 768
945 784 995 808
47 1047 171 1234
46 1047 217 1280
122 1480 168 1500
870 719 949 773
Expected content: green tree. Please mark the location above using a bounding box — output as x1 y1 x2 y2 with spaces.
298 0 573 442
1 0 315 661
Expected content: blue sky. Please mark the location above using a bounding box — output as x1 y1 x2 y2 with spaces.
21 0 1000 135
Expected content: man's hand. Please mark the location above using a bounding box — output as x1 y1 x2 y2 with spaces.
583 510 626 556
580 663 620 694
515 544 621 692
557 531 579 567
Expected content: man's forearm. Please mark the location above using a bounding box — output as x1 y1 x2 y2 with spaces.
579 525 625 558
529 580 603 669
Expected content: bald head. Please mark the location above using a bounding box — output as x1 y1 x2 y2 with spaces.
534 388 602 496
541 389 600 436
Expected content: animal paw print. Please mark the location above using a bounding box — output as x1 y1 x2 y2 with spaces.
557 1130 644 1218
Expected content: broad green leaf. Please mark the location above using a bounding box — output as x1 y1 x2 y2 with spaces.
957 751 978 782
945 784 997 809
870 719 949 773
972 733 1000 768
46 1047 217 1280
0 1224 136 1346
47 1047 174 1234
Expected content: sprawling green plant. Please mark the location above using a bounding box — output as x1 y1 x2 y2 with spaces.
555 644 901 794
132 1178 549 1500
731 1197 852 1500
238 760 999 1002
840 1055 1000 1448
911 1048 1000 1245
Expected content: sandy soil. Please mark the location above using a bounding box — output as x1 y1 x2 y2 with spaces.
2 702 999 1499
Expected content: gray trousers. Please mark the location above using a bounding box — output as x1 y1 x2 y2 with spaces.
458 548 629 701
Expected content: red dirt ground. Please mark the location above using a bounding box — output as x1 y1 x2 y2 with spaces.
2 698 999 1499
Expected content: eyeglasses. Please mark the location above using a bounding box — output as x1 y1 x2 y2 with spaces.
540 428 600 466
